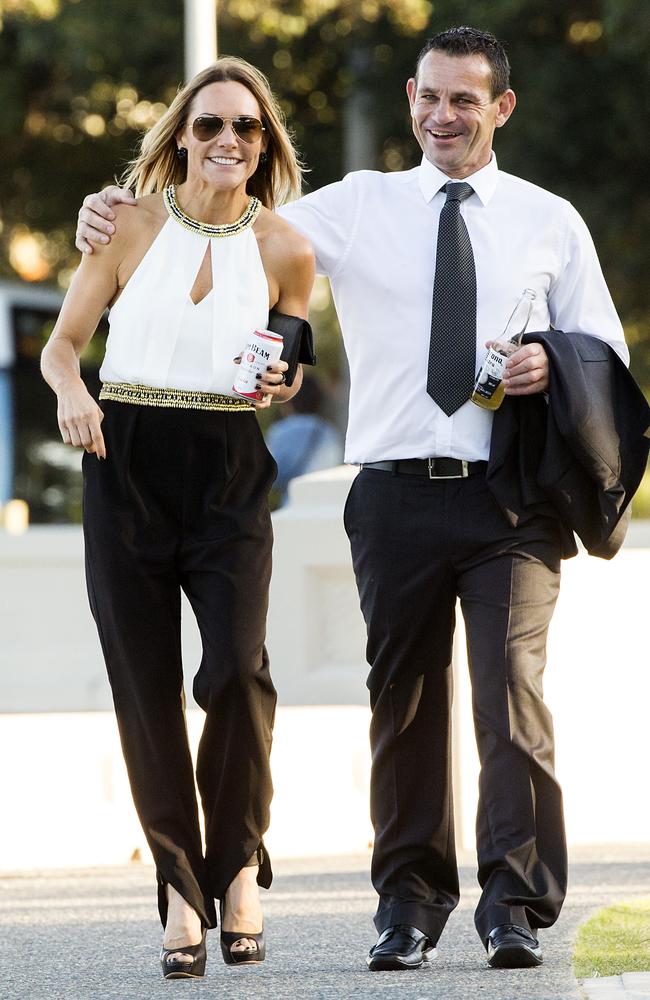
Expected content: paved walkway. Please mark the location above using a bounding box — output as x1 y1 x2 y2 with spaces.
1 846 649 999
584 973 650 999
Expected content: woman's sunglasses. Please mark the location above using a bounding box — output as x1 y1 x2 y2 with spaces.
191 115 266 144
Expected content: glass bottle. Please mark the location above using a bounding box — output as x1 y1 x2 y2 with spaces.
471 288 537 411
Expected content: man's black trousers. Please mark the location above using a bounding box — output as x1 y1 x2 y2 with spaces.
344 467 567 946
82 402 277 929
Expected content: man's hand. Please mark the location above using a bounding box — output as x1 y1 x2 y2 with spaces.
76 185 136 255
503 342 549 395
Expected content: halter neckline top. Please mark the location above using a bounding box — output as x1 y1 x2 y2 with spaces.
163 185 262 238
100 194 269 396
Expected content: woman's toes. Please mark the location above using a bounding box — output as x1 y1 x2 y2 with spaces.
166 950 193 963
231 937 257 953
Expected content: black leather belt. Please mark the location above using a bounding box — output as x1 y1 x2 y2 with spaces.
360 458 488 479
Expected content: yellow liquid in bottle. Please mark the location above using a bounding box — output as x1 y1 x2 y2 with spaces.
472 288 536 412
471 378 506 411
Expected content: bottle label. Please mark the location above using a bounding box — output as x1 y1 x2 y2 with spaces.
473 347 506 401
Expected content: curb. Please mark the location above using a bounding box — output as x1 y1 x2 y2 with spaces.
582 972 650 999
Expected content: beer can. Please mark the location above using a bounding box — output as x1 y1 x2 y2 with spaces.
232 329 284 402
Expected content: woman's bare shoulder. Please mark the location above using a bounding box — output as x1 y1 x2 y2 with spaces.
135 190 167 216
89 192 167 287
256 206 313 263
112 192 166 235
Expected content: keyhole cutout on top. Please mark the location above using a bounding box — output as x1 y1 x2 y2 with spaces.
189 245 213 306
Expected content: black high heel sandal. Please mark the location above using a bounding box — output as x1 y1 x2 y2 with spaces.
160 929 207 979
219 898 266 966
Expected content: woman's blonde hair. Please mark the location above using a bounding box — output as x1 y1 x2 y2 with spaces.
120 57 303 209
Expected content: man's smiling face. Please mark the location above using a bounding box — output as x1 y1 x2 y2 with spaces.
406 51 516 179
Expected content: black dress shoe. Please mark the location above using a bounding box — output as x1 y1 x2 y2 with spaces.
218 897 266 966
160 929 207 979
367 924 436 971
486 924 543 968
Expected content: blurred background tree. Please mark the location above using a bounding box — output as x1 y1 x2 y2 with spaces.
1 0 648 469
1 0 648 385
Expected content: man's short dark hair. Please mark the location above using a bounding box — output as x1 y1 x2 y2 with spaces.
415 26 510 99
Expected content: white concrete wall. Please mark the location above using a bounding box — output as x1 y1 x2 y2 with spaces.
267 467 368 706
0 468 648 870
0 706 373 871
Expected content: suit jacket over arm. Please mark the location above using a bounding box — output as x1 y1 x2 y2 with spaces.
487 330 650 559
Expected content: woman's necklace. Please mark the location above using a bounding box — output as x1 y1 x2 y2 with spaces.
163 185 261 237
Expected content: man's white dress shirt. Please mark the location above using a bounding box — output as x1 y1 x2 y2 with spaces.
280 155 628 465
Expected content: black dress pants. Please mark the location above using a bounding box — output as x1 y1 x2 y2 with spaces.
344 467 567 946
82 402 277 929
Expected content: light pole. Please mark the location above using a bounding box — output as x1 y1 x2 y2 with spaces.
334 45 377 432
343 47 377 174
185 0 217 79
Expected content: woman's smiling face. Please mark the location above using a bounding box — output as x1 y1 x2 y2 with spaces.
178 80 267 191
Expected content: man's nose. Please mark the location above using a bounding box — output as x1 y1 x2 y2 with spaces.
431 98 455 124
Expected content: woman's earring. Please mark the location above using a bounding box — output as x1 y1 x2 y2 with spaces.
259 151 268 165
177 147 188 161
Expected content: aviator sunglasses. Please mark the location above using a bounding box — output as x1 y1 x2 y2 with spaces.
191 115 266 143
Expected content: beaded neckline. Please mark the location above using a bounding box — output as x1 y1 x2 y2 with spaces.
163 185 261 238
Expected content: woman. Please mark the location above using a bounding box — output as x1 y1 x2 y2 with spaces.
41 57 314 978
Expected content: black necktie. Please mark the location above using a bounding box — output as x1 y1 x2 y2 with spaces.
427 181 476 416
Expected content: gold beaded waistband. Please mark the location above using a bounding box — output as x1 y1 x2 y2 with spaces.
99 382 253 412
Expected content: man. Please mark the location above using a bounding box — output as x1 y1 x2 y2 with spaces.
76 27 630 971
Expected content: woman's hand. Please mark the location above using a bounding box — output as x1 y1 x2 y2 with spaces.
254 359 298 409
232 355 299 409
56 377 106 458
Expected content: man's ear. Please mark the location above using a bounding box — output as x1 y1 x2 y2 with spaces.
495 89 516 128
406 77 417 111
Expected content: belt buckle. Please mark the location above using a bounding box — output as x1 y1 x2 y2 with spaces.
428 458 469 479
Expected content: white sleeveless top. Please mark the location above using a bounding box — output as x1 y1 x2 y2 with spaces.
100 191 269 396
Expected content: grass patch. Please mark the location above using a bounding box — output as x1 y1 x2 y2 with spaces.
574 897 650 979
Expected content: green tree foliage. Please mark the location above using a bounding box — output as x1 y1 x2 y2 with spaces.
0 0 648 386
0 0 182 275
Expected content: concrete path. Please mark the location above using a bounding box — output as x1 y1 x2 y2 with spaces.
2 846 649 999
584 973 650 999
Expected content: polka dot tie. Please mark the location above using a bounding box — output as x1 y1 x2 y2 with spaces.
427 182 476 416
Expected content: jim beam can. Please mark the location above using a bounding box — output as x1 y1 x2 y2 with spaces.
232 329 284 402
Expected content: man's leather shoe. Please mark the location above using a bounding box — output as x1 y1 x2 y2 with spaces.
367 924 436 971
486 924 543 968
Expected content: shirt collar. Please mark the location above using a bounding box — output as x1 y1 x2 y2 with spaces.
417 152 499 207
